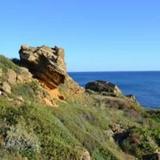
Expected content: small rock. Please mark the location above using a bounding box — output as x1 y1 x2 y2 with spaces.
7 69 17 85
16 96 24 102
80 150 91 160
110 123 124 134
14 96 24 106
126 94 139 105
1 82 11 94
43 98 53 106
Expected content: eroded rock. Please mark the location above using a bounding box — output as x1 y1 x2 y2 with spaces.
19 45 67 89
6 69 17 85
1 82 11 94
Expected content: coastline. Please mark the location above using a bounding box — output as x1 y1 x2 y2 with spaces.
69 71 160 108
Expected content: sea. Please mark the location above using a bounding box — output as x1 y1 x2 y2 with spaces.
69 72 160 108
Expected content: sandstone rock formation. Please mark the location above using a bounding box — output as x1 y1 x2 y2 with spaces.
1 81 11 94
17 44 84 104
85 80 122 97
19 45 67 89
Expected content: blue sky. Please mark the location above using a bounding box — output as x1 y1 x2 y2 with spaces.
0 0 160 71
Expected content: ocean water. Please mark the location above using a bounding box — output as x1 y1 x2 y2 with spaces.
69 72 160 108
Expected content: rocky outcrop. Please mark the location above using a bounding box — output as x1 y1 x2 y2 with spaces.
85 80 141 110
1 82 11 94
126 94 139 104
19 45 67 89
0 68 32 95
85 80 122 97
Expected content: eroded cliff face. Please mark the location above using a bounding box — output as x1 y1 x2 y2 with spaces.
18 45 84 103
0 45 85 107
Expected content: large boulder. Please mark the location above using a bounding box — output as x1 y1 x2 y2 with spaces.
19 45 67 89
85 80 122 97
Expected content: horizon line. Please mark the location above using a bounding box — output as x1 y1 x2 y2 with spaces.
68 70 160 73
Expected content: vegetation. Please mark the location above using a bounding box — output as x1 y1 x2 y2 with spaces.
0 94 160 159
0 55 19 72
0 55 160 160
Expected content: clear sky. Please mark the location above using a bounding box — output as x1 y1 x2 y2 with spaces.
0 0 160 71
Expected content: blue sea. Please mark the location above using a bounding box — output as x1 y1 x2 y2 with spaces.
69 72 160 108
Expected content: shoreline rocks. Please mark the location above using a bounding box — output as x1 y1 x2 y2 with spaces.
126 94 139 105
85 80 122 97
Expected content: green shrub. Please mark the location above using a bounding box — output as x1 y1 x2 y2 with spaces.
12 81 41 102
120 127 158 158
5 121 40 159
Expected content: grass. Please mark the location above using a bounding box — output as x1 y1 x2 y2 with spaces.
0 94 123 159
0 55 19 72
0 55 160 159
11 81 42 102
0 98 83 160
0 87 160 160
1 85 159 159
52 101 136 160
